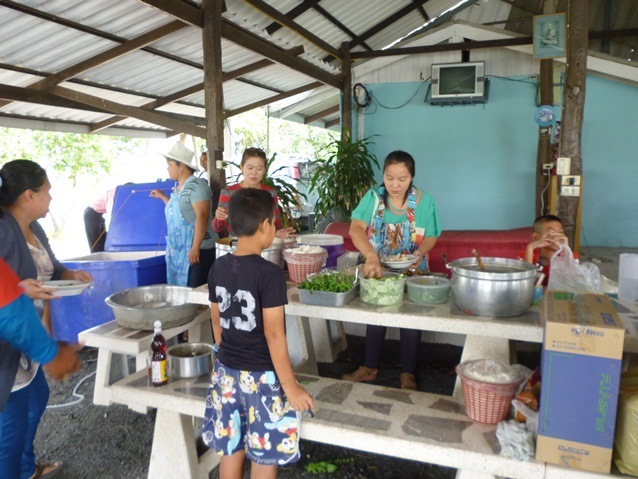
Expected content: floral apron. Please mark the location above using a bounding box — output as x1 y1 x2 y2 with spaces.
165 180 195 286
367 186 428 270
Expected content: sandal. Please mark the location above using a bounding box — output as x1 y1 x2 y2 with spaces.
29 461 64 479
400 373 417 391
342 365 378 383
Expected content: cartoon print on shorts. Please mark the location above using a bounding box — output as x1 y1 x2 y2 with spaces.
265 417 300 465
261 395 293 423
248 431 272 455
220 374 237 404
239 370 259 393
249 405 261 424
227 409 242 455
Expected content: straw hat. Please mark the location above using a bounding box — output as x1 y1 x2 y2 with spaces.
161 142 198 171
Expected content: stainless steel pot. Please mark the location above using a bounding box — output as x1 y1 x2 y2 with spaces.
167 342 214 378
215 237 284 268
105 284 198 330
446 257 536 317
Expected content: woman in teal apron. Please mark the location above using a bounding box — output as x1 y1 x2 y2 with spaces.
151 143 217 287
343 151 441 390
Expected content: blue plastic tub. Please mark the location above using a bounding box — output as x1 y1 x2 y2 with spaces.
50 252 166 342
50 179 175 342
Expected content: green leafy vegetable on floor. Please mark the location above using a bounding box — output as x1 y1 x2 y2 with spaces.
298 272 355 293
305 461 338 474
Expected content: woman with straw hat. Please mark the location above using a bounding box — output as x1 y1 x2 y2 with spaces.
151 142 217 287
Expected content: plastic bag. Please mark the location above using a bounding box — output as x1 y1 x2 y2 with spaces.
547 244 603 294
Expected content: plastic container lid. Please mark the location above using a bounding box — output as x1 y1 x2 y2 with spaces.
297 234 343 246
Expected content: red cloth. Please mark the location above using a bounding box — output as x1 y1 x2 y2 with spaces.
0 258 23 308
212 183 282 233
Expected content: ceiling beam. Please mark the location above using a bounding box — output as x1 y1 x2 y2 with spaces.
225 81 322 118
304 104 339 124
351 36 533 59
243 0 340 59
411 0 430 22
1 0 202 70
139 0 340 88
89 58 276 132
324 117 340 128
0 83 109 113
349 0 429 50
0 20 188 109
313 4 373 52
48 85 207 137
266 0 320 34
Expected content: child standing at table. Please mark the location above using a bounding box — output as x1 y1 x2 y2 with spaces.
202 188 314 479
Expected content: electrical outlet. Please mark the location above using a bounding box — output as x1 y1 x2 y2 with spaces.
561 186 581 197
556 157 571 176
530 74 539 81
561 175 581 186
542 163 554 170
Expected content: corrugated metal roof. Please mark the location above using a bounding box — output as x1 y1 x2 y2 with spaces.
0 0 635 136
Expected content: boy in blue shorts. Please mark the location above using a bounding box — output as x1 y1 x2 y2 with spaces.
202 188 315 479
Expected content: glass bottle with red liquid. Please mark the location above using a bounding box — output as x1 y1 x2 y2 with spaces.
150 320 168 386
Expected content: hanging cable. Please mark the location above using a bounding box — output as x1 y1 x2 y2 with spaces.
46 370 97 409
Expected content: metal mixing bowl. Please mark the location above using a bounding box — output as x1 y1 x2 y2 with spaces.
105 284 198 330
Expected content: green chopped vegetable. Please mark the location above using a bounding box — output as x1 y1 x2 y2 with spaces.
298 272 355 293
360 275 405 305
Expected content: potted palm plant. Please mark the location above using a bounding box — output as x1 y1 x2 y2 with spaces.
309 130 379 226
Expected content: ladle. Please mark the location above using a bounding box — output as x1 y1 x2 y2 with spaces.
472 249 486 272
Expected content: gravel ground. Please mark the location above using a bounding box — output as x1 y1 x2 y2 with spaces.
35 335 540 479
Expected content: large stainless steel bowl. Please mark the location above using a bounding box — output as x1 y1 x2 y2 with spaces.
105 284 198 330
447 257 536 317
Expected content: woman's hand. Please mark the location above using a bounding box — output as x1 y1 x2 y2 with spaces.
149 189 169 204
411 249 424 268
215 206 228 221
188 246 201 265
275 227 296 239
62 270 93 283
19 278 57 300
363 254 382 278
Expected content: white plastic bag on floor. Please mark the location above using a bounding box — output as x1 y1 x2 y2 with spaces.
497 420 535 461
547 244 603 294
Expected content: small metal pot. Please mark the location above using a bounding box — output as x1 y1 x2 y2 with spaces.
167 342 214 378
446 257 536 317
263 238 284 268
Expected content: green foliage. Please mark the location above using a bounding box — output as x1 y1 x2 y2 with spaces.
305 461 338 474
309 132 379 221
298 271 356 293
0 128 148 186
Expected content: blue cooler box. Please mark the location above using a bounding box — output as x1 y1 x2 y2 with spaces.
50 180 174 342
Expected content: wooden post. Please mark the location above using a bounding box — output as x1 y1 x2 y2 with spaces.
202 0 226 210
340 41 351 139
535 59 554 217
557 0 588 249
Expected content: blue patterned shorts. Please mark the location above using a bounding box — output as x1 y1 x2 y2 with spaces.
202 360 301 466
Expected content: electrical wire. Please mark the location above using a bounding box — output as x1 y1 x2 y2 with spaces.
46 370 97 409
352 80 429 113
540 173 551 215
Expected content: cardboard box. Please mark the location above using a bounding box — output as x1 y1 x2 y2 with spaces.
536 292 625 473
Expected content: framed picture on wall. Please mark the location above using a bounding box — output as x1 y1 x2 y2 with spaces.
533 13 566 59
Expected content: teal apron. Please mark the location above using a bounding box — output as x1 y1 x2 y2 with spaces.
367 186 427 270
165 181 195 286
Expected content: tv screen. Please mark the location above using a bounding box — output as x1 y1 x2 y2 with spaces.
430 61 487 104
439 65 477 95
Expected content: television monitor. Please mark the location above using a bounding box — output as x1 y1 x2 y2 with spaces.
430 61 488 105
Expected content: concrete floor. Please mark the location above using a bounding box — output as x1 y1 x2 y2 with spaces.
578 246 638 281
